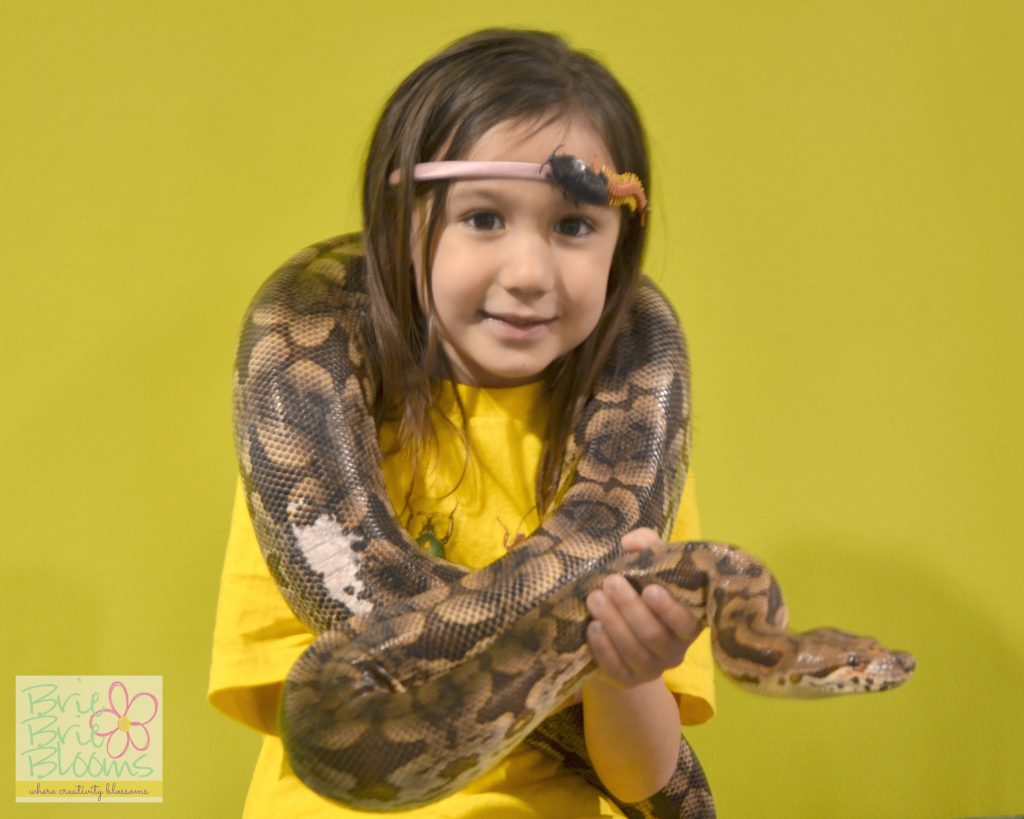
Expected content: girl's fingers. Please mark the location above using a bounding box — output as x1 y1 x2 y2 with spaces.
587 587 649 685
640 584 701 646
587 575 696 683
620 527 663 552
586 619 633 684
589 581 659 672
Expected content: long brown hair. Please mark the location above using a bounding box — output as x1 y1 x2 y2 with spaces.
362 28 651 516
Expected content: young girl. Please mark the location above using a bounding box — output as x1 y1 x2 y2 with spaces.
210 28 715 818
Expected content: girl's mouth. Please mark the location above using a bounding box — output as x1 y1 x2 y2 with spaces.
481 312 554 340
484 312 553 326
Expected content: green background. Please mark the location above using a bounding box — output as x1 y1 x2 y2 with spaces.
3 1 1021 816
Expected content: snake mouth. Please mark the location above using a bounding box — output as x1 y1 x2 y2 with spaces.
893 650 917 675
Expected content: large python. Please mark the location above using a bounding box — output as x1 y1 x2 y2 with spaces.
233 233 915 818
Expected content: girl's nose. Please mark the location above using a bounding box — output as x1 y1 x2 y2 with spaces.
498 231 557 295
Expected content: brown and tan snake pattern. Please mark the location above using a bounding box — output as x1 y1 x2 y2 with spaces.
232 233 916 818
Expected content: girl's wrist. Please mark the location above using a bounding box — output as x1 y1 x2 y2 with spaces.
584 669 662 697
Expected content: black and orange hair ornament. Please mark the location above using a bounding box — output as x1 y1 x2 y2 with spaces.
388 152 648 223
542 153 648 222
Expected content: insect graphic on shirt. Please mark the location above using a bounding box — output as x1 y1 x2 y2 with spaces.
496 516 529 552
413 505 457 559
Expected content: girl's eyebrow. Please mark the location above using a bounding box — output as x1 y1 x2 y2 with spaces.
447 183 509 207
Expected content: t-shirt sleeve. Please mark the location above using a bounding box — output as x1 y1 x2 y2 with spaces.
207 477 312 735
660 472 716 725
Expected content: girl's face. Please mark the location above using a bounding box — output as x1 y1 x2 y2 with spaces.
413 118 621 387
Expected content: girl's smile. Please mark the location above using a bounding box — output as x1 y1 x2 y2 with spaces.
481 312 554 341
413 118 622 387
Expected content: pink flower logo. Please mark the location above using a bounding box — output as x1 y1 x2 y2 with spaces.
89 681 159 759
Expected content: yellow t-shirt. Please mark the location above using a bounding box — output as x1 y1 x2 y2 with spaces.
209 380 714 818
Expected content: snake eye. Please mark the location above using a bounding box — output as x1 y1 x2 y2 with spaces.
847 654 859 667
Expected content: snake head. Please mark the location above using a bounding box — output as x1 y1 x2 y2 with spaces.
775 628 916 698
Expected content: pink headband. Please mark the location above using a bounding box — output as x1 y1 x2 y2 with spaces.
388 161 549 185
388 154 648 219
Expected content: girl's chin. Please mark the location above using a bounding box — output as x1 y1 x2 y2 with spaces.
449 356 551 388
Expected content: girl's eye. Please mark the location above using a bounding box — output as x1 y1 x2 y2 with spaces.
555 216 595 238
464 211 504 231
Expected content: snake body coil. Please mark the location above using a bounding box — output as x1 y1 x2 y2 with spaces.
233 234 915 818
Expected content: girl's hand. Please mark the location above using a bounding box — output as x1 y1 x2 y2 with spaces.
585 528 700 687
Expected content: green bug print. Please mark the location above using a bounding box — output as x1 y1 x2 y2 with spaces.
413 504 457 559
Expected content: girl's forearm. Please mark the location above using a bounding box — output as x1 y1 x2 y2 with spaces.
581 673 681 803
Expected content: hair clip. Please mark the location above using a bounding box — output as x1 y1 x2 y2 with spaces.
388 153 647 222
542 154 647 219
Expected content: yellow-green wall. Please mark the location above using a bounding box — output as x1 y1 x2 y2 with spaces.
3 1 1020 817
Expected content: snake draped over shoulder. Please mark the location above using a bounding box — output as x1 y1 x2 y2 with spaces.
232 233 915 819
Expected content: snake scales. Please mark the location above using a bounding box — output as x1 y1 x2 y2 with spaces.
233 233 916 818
